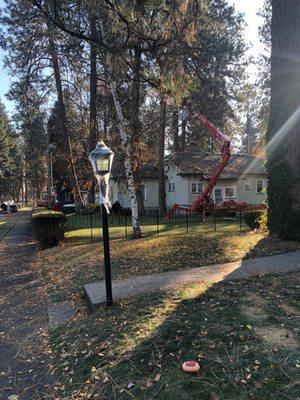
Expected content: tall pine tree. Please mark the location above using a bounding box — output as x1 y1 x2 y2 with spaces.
267 0 300 239
0 101 19 198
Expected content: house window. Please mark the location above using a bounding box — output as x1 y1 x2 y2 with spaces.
191 183 197 193
214 188 223 204
168 182 175 192
225 187 235 198
65 192 71 202
244 178 251 190
190 182 203 193
256 179 264 194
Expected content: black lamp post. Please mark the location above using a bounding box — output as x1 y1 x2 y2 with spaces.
89 141 114 306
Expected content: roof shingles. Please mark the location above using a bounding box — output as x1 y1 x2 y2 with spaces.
111 150 266 180
167 150 266 178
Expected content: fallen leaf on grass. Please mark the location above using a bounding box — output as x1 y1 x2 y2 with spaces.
154 373 161 381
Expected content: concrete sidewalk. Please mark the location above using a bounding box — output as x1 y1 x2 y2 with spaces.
0 215 55 399
85 250 300 311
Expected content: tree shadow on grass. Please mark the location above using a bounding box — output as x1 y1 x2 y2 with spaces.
241 235 300 260
47 226 300 304
52 237 300 400
99 274 299 400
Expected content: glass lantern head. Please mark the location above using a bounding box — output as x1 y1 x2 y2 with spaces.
89 140 114 177
96 158 110 174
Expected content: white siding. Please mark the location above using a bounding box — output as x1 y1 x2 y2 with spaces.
166 165 189 206
187 177 205 205
110 178 159 209
110 171 267 209
179 175 267 206
236 174 267 204
110 180 131 208
143 180 159 208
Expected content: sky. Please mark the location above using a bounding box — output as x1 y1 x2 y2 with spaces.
0 1 265 115
228 0 265 67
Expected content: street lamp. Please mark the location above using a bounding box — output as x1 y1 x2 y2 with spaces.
89 140 114 306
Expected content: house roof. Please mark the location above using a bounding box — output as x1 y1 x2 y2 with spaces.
111 155 158 179
111 150 266 180
166 150 266 179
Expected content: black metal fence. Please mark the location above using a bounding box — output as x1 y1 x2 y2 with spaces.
64 209 248 243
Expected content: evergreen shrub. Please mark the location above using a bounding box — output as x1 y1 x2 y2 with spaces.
32 211 67 248
244 211 262 230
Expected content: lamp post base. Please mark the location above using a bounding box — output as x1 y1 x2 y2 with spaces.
84 282 108 312
102 204 113 306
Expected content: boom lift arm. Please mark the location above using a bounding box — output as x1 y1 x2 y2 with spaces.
168 106 231 217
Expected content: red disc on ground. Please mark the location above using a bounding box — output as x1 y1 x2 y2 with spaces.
182 361 201 372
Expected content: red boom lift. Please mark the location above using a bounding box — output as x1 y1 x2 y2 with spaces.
168 106 231 219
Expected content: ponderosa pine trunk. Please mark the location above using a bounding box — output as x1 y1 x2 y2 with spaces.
45 6 83 204
181 110 187 151
267 0 300 239
24 168 28 204
88 13 98 204
158 96 167 217
131 45 145 215
110 81 142 238
172 107 179 151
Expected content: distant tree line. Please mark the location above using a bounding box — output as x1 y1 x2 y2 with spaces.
0 101 22 200
0 0 252 235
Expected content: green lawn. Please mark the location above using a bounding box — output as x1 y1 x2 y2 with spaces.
50 270 300 399
37 231 300 303
64 221 244 241
64 213 247 242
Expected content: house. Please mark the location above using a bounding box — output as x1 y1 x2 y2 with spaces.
110 148 267 209
110 158 159 208
57 187 75 205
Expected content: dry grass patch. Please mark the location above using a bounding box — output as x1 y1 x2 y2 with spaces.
50 271 300 399
37 231 300 302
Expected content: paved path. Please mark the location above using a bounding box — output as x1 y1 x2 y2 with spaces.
85 250 300 310
0 215 55 399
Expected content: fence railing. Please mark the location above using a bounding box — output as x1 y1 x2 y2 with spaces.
64 208 248 243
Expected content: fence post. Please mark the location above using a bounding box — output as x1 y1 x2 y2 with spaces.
125 213 128 239
156 209 160 236
186 210 189 234
213 213 217 232
90 212 93 243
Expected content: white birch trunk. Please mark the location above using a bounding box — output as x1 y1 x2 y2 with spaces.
110 81 142 238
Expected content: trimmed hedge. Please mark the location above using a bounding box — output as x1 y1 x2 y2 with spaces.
32 211 67 248
244 211 262 230
212 208 236 218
